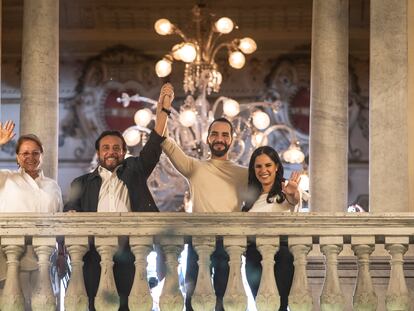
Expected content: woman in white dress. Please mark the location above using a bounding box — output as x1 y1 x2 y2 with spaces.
0 120 63 311
242 146 301 311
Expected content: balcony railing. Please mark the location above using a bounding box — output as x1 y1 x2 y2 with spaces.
0 212 413 311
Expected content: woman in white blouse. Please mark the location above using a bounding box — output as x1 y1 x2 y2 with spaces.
242 146 301 311
0 120 63 311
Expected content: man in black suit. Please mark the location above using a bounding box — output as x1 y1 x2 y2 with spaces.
64 83 174 311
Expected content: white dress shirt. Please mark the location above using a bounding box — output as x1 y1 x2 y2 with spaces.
97 166 131 212
0 168 63 213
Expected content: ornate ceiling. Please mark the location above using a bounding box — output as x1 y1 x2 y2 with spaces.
2 0 369 59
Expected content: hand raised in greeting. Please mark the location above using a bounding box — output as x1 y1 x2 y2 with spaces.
0 120 16 146
282 171 301 197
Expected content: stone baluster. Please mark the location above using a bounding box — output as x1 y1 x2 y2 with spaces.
64 236 89 311
255 236 280 311
223 236 247 311
351 236 377 311
159 236 184 311
288 236 313 311
94 236 120 311
128 236 153 311
385 237 410 311
191 236 216 311
31 237 56 311
320 236 345 311
0 237 25 311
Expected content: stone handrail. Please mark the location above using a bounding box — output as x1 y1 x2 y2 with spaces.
0 212 412 311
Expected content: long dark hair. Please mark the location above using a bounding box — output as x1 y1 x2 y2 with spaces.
242 146 285 211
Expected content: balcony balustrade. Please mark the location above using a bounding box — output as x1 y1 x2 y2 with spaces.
0 212 412 311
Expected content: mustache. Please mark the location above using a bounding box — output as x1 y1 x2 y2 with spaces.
212 142 227 147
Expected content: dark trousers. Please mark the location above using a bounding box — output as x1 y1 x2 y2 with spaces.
185 239 229 311
83 242 135 311
245 242 294 311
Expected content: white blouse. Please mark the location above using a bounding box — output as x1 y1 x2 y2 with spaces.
0 168 62 213
249 193 294 212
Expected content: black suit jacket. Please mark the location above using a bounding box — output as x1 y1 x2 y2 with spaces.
63 130 165 310
64 130 165 213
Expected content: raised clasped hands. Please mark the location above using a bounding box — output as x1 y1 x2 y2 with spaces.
159 83 174 110
0 120 16 146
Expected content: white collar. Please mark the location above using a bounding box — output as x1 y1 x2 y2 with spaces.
18 167 44 181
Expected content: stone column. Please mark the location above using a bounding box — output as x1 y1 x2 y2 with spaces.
0 0 2 121
20 0 59 179
370 0 409 212
309 0 349 212
408 0 414 212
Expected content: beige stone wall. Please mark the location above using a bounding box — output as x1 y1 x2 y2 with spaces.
409 0 414 212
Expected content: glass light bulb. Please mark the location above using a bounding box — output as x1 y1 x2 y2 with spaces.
134 108 153 127
239 37 257 54
179 43 197 63
123 128 141 147
155 59 172 77
228 51 246 69
251 132 268 147
215 71 223 85
283 144 305 164
172 44 182 60
223 99 240 118
179 110 197 127
215 17 234 34
252 111 270 130
154 19 173 35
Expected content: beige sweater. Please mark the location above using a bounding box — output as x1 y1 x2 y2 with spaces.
162 138 248 213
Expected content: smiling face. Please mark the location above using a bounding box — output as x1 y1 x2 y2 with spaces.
207 121 233 159
16 140 43 174
97 135 125 171
254 153 278 191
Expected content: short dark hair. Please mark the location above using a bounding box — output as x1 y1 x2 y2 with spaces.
207 117 234 137
16 134 44 154
95 130 127 152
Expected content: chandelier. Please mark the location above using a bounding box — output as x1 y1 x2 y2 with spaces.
117 90 305 164
115 6 307 209
153 5 257 95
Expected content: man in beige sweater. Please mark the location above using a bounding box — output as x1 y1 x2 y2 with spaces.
162 117 247 311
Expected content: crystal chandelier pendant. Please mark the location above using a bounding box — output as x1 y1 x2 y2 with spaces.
184 63 221 95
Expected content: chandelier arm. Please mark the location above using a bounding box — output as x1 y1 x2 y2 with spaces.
210 96 229 116
210 42 232 64
262 124 298 145
205 32 224 60
173 26 189 41
238 101 278 112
